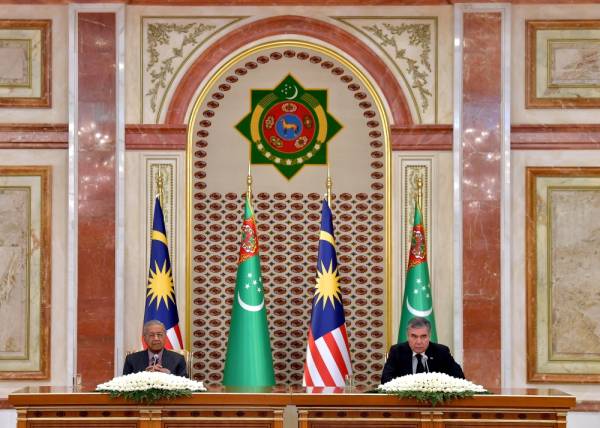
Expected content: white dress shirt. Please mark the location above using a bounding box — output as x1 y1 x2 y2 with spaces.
411 351 429 374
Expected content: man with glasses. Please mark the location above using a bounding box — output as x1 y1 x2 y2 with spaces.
123 320 188 377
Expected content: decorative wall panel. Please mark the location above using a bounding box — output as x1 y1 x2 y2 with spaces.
527 20 600 108
0 20 50 107
335 16 438 124
189 40 390 388
0 166 50 379
141 16 247 123
527 167 600 382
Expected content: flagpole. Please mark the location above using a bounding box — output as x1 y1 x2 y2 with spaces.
416 175 423 212
157 167 165 208
416 176 426 233
326 165 332 206
247 164 252 202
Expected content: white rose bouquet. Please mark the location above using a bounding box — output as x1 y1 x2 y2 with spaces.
378 372 487 406
96 371 206 403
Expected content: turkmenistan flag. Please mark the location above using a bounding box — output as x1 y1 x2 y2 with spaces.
397 200 438 343
223 195 275 387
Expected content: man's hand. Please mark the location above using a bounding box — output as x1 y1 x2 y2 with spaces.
153 363 171 374
145 364 170 374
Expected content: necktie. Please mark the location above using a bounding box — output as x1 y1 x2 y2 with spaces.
416 353 425 374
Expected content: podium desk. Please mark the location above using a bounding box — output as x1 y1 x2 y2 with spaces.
8 385 289 428
9 386 575 428
292 387 575 428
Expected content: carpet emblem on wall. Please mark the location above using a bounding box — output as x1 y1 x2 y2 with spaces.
236 75 342 179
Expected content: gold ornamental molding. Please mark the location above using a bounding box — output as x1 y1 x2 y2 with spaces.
333 16 438 124
140 16 247 123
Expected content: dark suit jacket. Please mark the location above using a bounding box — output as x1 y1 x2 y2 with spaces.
381 341 464 384
123 349 188 378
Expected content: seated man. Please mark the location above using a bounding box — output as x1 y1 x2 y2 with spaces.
123 320 188 377
381 316 464 384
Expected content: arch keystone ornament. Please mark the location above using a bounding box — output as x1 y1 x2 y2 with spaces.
236 74 342 179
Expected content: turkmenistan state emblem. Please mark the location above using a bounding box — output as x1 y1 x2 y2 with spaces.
236 75 342 179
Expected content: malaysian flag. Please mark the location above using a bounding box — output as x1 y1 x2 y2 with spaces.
303 199 352 387
143 195 183 350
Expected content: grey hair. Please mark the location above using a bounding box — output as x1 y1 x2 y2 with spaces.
407 317 431 333
143 320 166 335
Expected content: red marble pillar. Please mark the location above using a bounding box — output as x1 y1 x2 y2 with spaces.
461 12 502 389
77 12 116 387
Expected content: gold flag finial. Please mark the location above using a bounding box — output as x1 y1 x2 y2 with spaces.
157 167 165 207
326 165 332 206
246 164 253 202
416 175 423 211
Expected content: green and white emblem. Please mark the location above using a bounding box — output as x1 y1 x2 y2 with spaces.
236 75 342 179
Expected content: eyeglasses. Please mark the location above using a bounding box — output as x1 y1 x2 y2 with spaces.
145 333 164 339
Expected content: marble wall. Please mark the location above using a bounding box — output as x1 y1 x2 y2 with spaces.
0 3 598 422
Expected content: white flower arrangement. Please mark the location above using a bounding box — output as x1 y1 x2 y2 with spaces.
378 372 487 406
96 371 206 403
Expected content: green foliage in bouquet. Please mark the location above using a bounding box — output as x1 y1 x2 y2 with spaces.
106 388 193 404
386 389 488 406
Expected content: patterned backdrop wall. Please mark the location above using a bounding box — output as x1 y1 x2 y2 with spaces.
188 40 391 387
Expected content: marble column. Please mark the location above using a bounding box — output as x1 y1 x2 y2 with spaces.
455 5 510 389
76 12 117 387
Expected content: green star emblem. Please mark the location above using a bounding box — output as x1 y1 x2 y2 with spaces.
236 75 342 179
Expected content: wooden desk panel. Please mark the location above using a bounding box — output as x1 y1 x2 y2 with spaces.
293 388 573 428
8 386 574 428
9 386 288 428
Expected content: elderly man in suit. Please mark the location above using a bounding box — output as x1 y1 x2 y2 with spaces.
123 320 188 377
381 317 464 384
